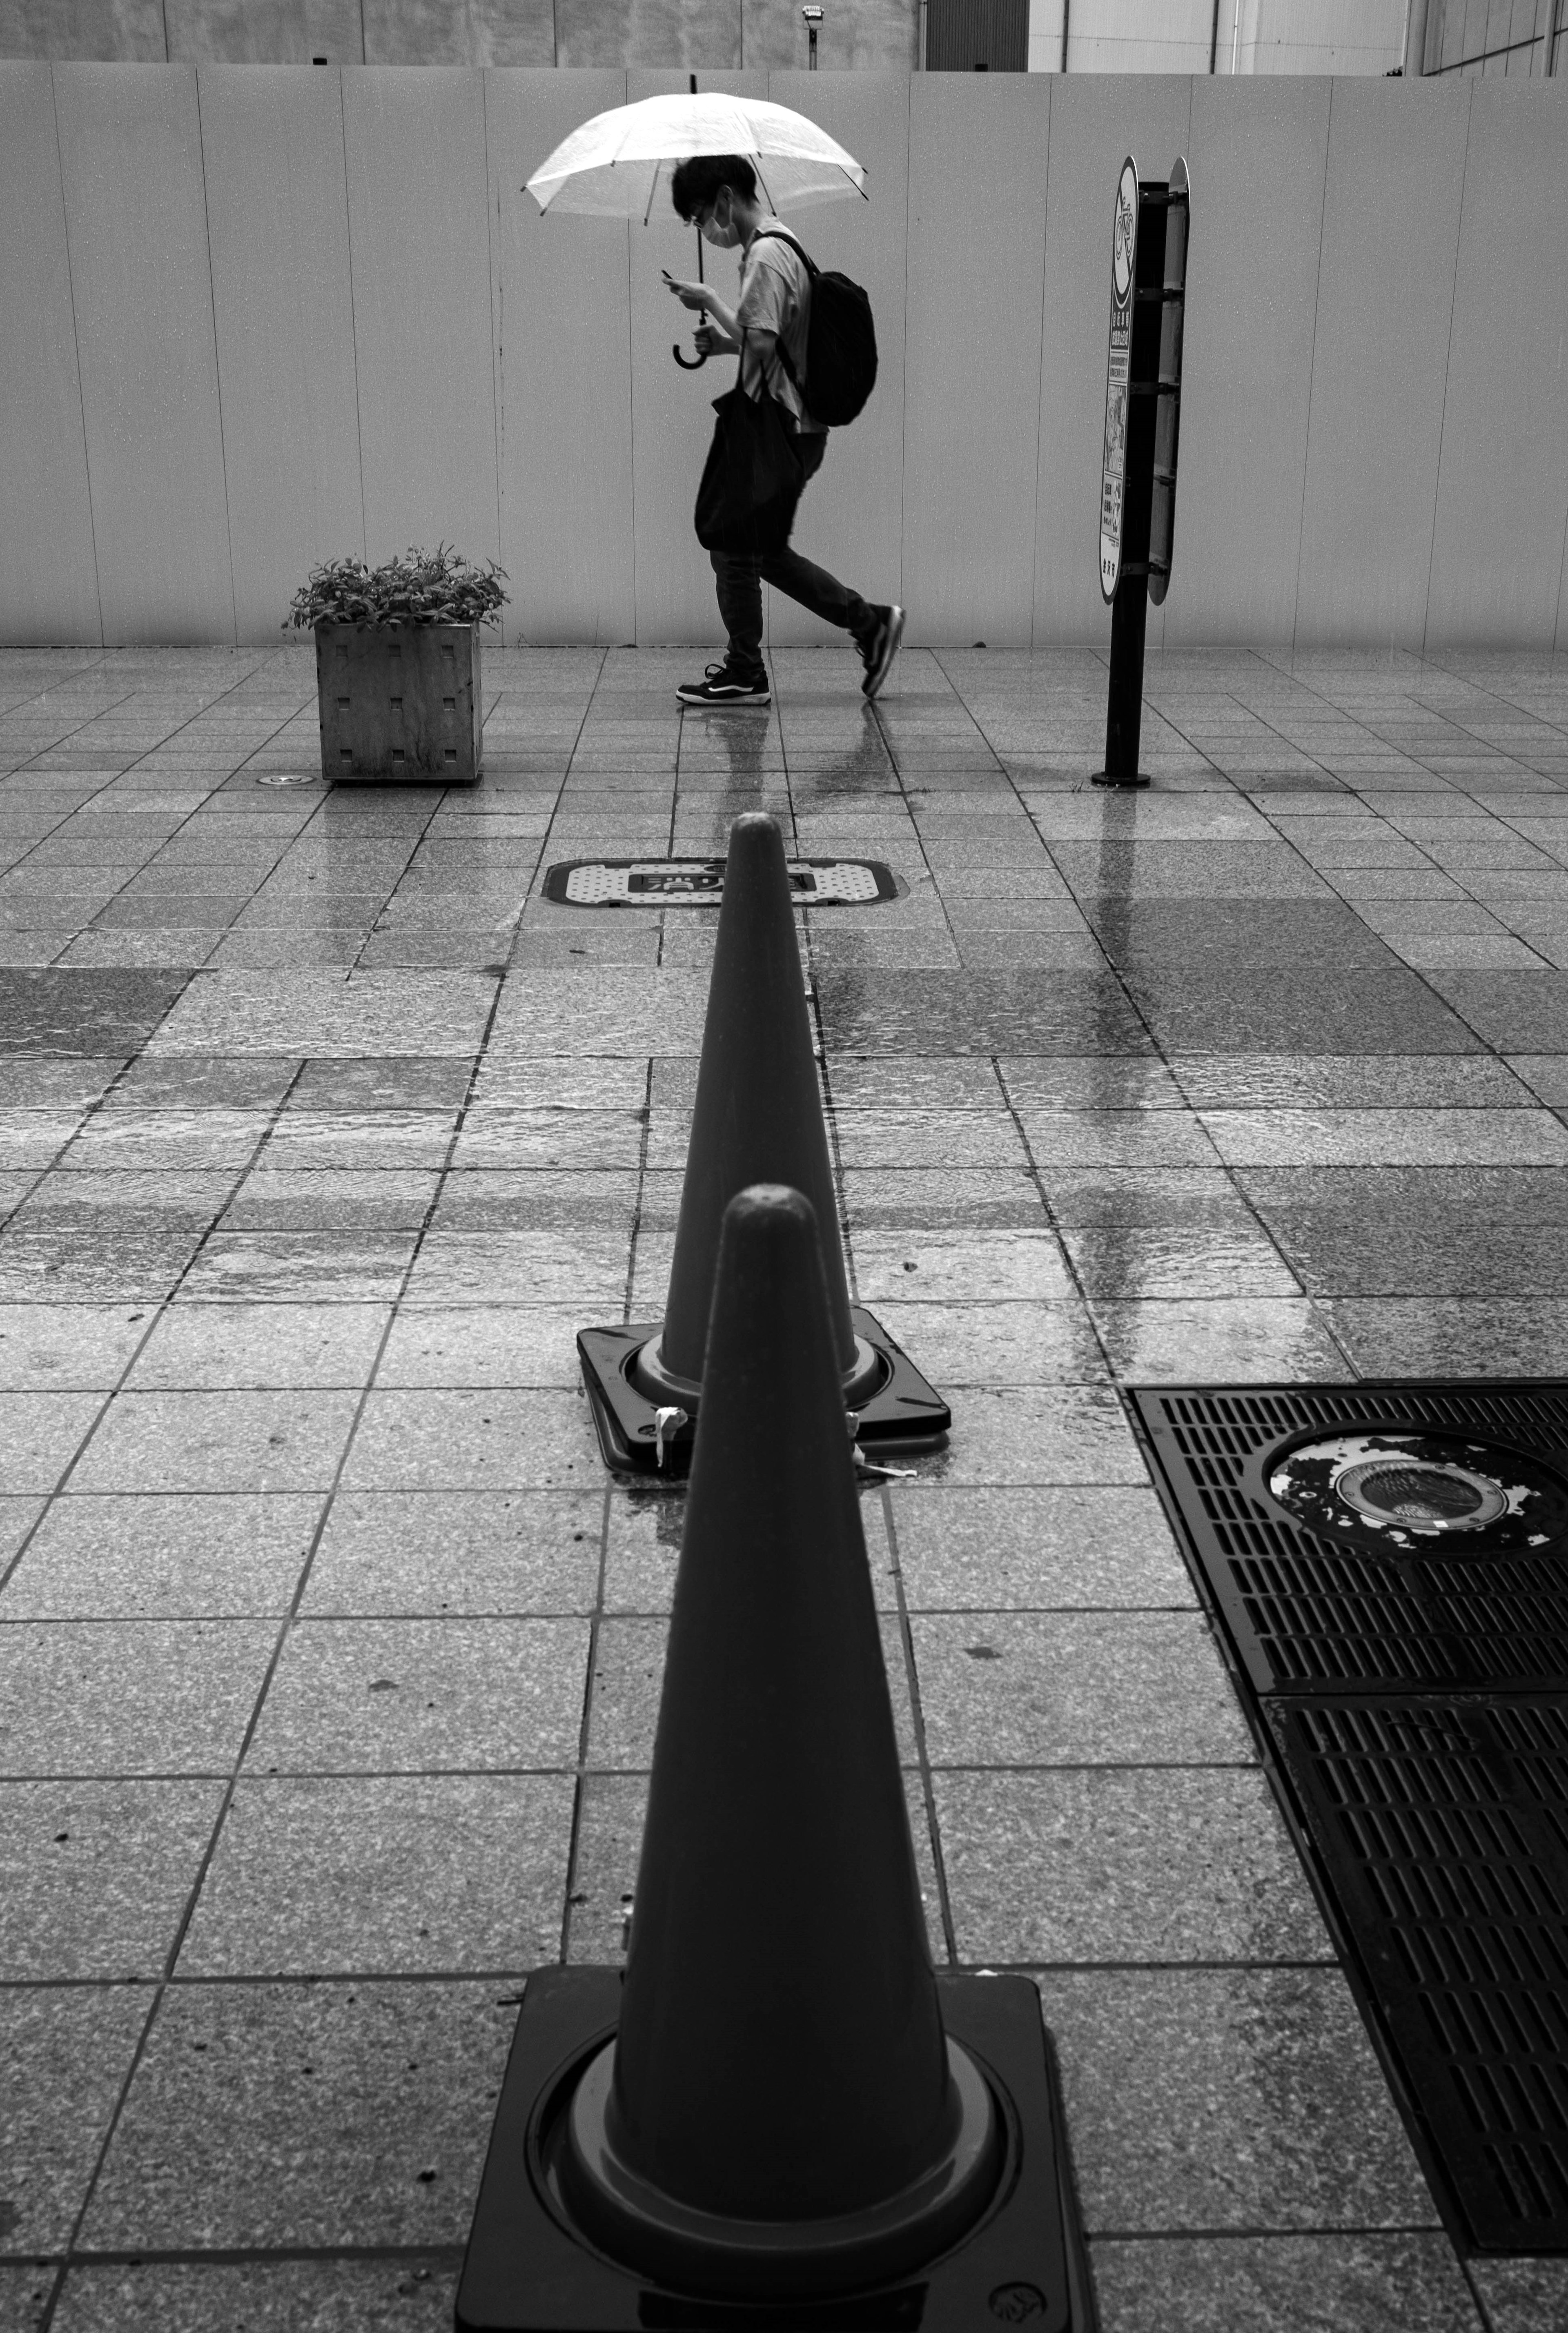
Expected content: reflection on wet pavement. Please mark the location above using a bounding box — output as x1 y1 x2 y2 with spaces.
4 639 1567 2330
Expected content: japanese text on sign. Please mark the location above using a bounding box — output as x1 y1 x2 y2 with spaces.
1100 157 1138 603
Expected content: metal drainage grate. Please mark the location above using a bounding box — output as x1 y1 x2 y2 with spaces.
1134 1380 1568 2252
1140 1387 1568 1694
1271 1696 1568 2247
542 858 903 907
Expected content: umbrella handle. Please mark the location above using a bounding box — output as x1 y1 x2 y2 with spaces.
673 342 709 370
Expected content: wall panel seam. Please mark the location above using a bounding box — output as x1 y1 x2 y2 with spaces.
898 71 913 623
194 69 239 649
1027 75 1052 654
623 74 636 653
340 69 368 566
1289 75 1333 664
51 64 103 649
482 71 504 639
1420 78 1473 660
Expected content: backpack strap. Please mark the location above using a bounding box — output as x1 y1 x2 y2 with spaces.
746 228 815 393
750 226 819 279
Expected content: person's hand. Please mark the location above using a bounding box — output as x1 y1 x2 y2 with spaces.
694 322 737 357
662 270 712 313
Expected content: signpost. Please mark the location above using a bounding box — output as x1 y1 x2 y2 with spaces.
1095 155 1190 790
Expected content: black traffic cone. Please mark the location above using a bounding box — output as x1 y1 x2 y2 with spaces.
562 1186 996 2293
575 817 950 1475
457 1187 1090 2329
637 815 868 1400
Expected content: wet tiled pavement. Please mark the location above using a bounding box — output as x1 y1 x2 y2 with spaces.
4 639 1568 2330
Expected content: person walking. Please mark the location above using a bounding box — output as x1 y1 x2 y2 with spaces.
664 154 904 709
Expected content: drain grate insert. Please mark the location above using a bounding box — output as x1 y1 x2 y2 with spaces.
1133 1380 1568 2253
1271 1694 1568 2248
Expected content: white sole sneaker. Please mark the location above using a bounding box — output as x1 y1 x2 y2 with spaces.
861 606 906 701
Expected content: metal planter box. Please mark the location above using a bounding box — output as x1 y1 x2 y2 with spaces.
315 621 482 784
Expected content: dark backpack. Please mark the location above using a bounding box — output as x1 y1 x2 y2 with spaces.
751 228 878 429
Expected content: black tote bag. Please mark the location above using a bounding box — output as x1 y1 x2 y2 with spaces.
694 383 805 559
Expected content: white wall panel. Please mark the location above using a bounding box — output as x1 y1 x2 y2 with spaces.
1292 76 1469 652
901 73 1048 650
1163 74 1328 646
490 67 634 643
763 69 909 647
343 67 502 584
0 64 99 643
1031 73 1193 647
1425 80 1568 653
6 67 1568 652
625 66 767 647
200 65 365 643
53 62 234 642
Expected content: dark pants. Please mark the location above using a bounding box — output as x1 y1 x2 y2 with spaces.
709 436 873 676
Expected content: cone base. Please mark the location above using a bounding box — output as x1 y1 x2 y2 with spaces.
557 2036 1000 2301
631 1329 885 1412
577 1306 951 1479
456 1967 1091 2333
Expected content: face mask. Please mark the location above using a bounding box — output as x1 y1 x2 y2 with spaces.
700 196 741 250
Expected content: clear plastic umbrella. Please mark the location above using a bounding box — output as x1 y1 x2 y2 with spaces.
523 90 868 223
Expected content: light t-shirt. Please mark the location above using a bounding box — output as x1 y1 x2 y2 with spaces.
735 218 827 435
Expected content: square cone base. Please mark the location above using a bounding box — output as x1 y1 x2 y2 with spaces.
456 1967 1093 2333
577 1306 951 1479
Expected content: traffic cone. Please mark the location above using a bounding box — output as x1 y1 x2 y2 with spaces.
458 1187 1089 2328
560 1185 999 2294
575 817 951 1474
632 813 875 1407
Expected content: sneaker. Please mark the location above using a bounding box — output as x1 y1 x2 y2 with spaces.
677 661 771 707
859 605 906 701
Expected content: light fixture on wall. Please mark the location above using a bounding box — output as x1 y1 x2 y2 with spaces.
802 6 823 69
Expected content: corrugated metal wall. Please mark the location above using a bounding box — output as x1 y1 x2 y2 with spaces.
926 0 1029 72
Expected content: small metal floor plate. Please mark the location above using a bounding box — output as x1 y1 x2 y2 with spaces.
543 859 903 907
1132 1379 1568 2254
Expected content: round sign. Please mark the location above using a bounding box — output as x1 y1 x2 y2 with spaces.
1267 1431 1568 1554
1112 160 1138 306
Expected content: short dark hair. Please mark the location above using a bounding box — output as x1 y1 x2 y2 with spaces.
670 154 757 222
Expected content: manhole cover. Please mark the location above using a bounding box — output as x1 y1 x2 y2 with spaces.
1268 1431 1566 1551
542 858 902 907
1134 1380 1568 2253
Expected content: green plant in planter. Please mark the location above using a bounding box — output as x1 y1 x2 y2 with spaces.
284 542 509 631
290 545 509 786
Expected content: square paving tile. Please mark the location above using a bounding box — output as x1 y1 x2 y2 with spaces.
912 1611 1250 1766
0 1987 151 2250
80 1979 516 2250
889 1485 1193 1610
936 1769 1330 1963
1044 1966 1436 2233
70 1389 361 1493
0 1777 221 1978
301 1489 601 1616
1087 2233 1481 2333
178 1772 572 1975
244 1616 588 1772
1 1492 319 1618
0 1621 276 1775
48 2260 456 2333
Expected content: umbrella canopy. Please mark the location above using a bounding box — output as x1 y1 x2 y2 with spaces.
525 91 867 220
